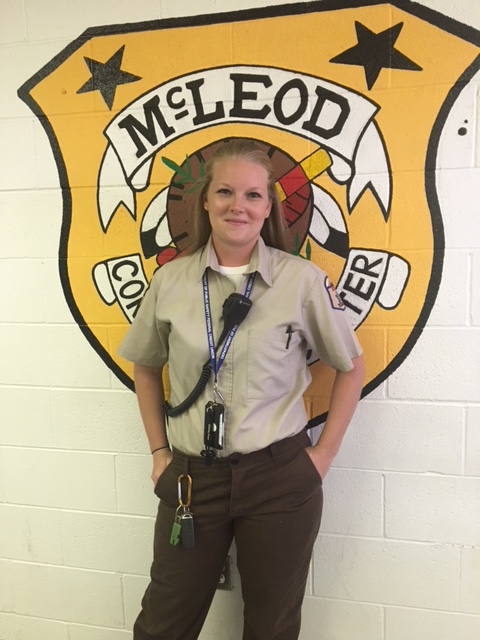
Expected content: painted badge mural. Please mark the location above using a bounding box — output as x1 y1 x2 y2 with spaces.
18 1 480 424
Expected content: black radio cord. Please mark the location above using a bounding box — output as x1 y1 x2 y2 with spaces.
162 359 212 418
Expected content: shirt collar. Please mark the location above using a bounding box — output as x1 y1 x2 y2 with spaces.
196 236 273 287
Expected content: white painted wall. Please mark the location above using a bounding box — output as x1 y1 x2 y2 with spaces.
0 1 479 639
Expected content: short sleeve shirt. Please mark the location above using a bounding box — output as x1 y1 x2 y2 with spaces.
119 237 362 456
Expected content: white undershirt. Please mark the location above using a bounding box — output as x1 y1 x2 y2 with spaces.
217 264 249 288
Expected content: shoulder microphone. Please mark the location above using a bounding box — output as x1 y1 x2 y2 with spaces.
216 293 253 346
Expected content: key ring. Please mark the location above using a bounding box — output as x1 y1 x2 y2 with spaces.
177 474 192 509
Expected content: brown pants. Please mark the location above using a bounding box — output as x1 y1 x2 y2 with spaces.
134 430 323 640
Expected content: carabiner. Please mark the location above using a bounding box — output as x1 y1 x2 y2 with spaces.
177 474 192 509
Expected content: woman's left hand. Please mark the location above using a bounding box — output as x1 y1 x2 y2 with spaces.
304 357 365 481
305 446 336 481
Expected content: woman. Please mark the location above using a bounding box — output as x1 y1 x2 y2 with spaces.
119 139 364 640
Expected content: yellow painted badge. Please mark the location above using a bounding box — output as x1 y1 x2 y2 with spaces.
19 2 480 424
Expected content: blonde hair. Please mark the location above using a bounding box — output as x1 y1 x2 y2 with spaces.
189 139 288 253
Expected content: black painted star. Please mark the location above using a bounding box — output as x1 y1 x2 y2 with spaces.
77 45 141 109
330 22 422 90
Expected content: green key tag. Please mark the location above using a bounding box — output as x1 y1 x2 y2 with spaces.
170 520 182 546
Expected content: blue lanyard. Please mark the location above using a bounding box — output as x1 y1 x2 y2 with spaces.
203 271 256 384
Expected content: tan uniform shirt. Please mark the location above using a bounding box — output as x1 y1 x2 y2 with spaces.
119 237 362 456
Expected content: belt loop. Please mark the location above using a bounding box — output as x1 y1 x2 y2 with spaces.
183 453 189 475
269 441 280 460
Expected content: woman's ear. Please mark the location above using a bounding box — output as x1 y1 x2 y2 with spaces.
265 199 272 218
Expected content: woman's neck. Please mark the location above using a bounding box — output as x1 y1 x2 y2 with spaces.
212 238 256 267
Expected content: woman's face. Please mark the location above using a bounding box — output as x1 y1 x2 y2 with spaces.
204 159 272 262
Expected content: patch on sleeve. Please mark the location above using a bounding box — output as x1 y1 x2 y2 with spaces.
324 276 346 311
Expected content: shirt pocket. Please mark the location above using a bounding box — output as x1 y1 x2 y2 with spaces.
246 328 304 400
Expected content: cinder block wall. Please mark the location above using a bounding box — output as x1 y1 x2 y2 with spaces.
1 1 479 639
